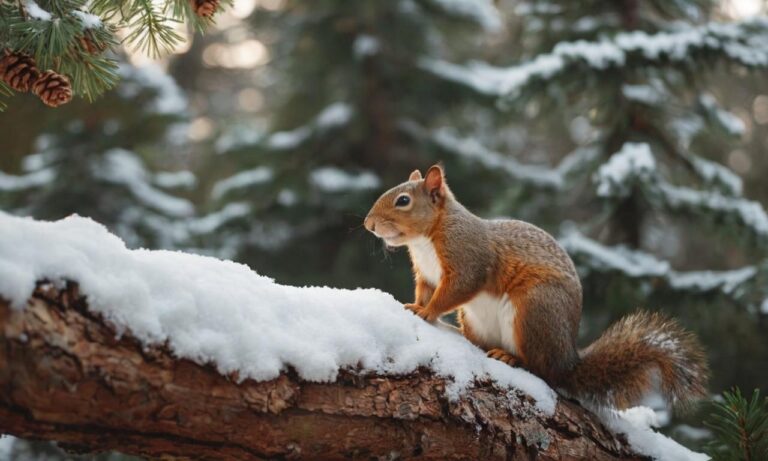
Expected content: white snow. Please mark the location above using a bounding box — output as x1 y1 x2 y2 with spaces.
24 0 52 20
0 168 54 191
425 0 502 32
187 202 251 234
0 212 557 413
560 227 670 278
622 83 666 105
595 143 656 197
353 35 380 58
117 64 187 115
601 407 709 461
310 167 380 193
0 436 14 459
212 167 273 200
699 94 746 136
154 170 197 189
560 227 759 301
72 10 102 29
420 17 768 97
430 127 563 188
94 148 194 218
263 103 353 151
688 155 743 195
657 182 768 238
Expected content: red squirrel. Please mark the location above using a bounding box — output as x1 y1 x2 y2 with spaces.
364 164 708 409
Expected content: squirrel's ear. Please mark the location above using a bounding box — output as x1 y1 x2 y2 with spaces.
409 169 422 181
424 165 445 202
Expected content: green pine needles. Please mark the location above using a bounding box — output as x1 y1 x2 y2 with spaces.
0 0 223 110
706 388 768 461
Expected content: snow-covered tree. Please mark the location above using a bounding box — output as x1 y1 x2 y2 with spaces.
0 63 196 249
418 2 768 313
202 0 506 293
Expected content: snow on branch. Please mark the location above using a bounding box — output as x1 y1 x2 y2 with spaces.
401 121 600 189
655 182 768 240
216 102 354 153
595 143 656 198
0 212 708 460
419 17 768 98
594 142 768 242
560 227 763 310
94 148 194 218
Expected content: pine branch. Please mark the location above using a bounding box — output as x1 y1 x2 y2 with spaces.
706 388 768 461
0 0 223 109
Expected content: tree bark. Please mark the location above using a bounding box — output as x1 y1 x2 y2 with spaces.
0 282 648 461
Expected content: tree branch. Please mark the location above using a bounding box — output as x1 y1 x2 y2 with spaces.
0 282 648 460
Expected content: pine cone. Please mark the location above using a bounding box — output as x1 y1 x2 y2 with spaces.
78 33 107 55
33 70 73 107
0 50 41 92
191 0 220 18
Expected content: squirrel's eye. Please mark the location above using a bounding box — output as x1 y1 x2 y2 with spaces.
395 195 411 208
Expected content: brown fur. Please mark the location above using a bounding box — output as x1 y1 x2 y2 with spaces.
365 165 709 410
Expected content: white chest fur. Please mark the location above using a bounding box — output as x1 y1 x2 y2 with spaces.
407 236 442 286
462 292 518 355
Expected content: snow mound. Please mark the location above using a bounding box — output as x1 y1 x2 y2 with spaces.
0 212 556 413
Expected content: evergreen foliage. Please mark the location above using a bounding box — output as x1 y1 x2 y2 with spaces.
706 388 768 461
0 0 222 109
0 63 196 248
420 1 768 315
203 0 504 292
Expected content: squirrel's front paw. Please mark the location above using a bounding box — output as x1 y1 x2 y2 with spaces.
404 303 434 321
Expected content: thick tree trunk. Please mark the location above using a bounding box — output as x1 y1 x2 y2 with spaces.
0 282 647 461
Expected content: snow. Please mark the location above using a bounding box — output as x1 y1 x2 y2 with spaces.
699 94 746 136
622 83 666 105
420 17 768 97
561 227 758 300
0 212 557 413
154 170 197 189
310 167 380 193
595 143 656 197
187 202 251 234
657 183 768 238
0 436 13 459
248 103 353 152
94 148 194 218
688 155 743 195
72 10 102 29
601 407 709 461
669 266 756 294
560 227 670 278
117 64 187 115
212 166 273 199
0 168 54 191
425 0 502 32
353 35 380 58
24 0 51 20
430 127 563 188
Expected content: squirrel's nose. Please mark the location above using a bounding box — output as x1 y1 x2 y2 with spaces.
364 216 376 233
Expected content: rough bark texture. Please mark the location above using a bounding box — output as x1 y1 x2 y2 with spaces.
0 282 648 461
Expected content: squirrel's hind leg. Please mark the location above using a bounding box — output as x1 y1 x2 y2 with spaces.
487 348 522 367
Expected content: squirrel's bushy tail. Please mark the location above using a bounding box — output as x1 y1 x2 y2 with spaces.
561 311 709 410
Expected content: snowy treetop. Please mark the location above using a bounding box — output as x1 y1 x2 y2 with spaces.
419 17 768 98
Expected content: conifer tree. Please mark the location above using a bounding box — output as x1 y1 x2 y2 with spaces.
0 63 196 248
418 2 768 314
204 0 505 293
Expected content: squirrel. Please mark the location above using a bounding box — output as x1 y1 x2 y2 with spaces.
364 164 709 410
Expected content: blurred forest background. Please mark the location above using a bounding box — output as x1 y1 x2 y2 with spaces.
1 0 768 457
